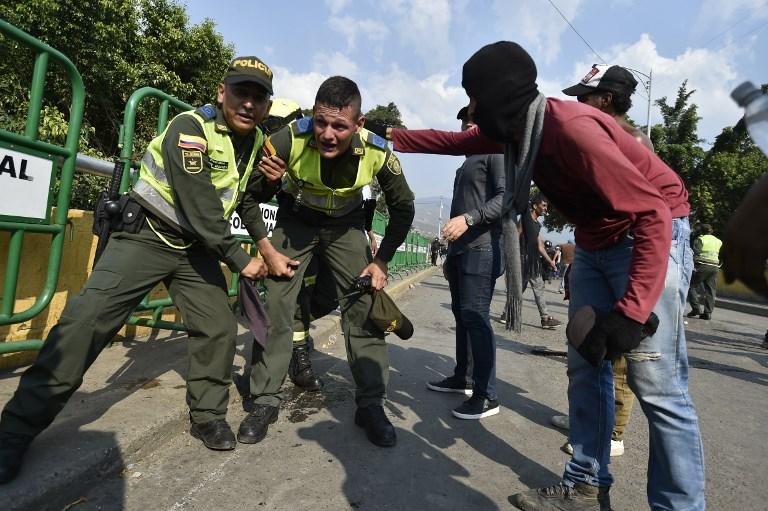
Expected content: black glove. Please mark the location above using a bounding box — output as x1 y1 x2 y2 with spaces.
605 311 659 361
364 119 390 139
568 307 657 367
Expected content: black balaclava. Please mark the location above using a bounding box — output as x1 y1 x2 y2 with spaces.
461 41 539 143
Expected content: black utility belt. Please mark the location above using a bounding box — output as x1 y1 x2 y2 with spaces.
277 192 364 229
92 193 146 236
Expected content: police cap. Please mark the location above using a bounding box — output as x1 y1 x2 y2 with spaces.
225 56 274 94
369 290 414 340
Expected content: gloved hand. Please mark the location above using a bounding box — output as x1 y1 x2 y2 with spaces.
568 307 658 367
364 119 390 139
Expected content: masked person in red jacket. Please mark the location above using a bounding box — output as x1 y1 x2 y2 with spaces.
373 42 705 511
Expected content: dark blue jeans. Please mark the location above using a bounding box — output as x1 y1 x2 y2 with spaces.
445 243 503 400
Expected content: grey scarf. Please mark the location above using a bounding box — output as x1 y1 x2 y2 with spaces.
503 93 546 332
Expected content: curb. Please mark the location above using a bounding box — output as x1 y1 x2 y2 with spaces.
715 297 768 318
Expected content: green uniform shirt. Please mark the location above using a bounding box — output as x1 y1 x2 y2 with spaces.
266 125 415 262
135 106 279 272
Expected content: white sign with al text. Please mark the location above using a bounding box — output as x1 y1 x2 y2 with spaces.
0 147 54 221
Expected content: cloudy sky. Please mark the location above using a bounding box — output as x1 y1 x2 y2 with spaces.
186 0 768 200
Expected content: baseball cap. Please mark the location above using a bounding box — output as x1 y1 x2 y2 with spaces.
369 290 414 340
562 64 638 97
224 56 274 94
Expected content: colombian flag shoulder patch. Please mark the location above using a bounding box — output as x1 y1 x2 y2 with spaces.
178 134 207 152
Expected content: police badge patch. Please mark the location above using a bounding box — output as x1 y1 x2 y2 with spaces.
386 153 402 175
182 150 203 173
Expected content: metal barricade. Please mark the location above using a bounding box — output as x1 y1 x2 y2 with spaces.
0 21 85 354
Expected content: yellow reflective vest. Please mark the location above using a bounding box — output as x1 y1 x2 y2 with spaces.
133 109 263 235
696 234 722 266
282 117 386 217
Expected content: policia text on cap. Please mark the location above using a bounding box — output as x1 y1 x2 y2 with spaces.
0 55 288 484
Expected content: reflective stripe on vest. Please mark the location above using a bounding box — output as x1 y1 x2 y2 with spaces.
283 123 386 217
696 234 722 265
133 110 263 234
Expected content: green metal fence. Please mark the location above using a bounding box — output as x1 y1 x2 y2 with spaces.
0 21 85 354
370 210 430 278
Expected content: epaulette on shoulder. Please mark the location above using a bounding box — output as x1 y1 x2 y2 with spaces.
364 130 387 150
291 116 314 135
195 104 216 121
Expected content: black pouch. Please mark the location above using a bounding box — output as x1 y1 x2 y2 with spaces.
92 191 111 236
120 197 145 233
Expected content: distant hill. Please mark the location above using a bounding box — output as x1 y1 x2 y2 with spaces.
412 195 452 238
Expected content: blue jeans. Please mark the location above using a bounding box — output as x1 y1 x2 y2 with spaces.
565 218 706 510
445 242 503 400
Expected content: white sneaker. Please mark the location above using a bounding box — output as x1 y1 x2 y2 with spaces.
550 415 570 430
561 440 625 457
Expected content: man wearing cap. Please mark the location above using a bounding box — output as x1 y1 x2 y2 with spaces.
236 76 415 448
426 106 505 420
550 64 656 459
0 55 288 484
375 42 705 511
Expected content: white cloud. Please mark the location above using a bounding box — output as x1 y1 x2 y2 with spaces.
312 51 359 77
492 0 585 64
362 64 467 130
693 0 768 39
271 67 327 109
388 0 455 72
328 15 389 50
324 0 352 15
568 34 744 144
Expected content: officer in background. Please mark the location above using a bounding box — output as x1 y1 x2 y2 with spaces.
0 56 285 484
687 223 723 320
237 76 415 448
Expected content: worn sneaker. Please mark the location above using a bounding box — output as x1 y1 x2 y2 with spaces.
452 395 500 419
561 440 624 457
551 415 570 430
426 376 473 396
541 316 563 329
510 482 611 511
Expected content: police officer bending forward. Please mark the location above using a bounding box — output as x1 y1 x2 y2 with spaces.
239 76 415 447
0 56 289 484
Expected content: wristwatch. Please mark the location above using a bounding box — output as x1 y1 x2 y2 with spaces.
463 213 475 227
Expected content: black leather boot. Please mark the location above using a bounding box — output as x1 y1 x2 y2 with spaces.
190 419 236 451
237 404 279 444
354 405 396 447
0 432 32 484
288 344 321 391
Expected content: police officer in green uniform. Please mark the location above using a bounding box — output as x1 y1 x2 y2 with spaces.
0 56 286 484
237 76 415 447
687 223 723 320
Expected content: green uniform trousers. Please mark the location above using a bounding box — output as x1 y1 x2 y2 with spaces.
250 214 388 408
0 225 236 438
687 263 719 314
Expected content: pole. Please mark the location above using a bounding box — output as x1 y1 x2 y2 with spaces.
438 195 443 236
646 68 653 137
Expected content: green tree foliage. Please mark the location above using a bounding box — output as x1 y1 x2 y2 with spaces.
652 82 768 237
363 102 407 217
651 81 706 183
0 0 234 209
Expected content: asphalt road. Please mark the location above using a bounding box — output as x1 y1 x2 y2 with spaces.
53 272 768 511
